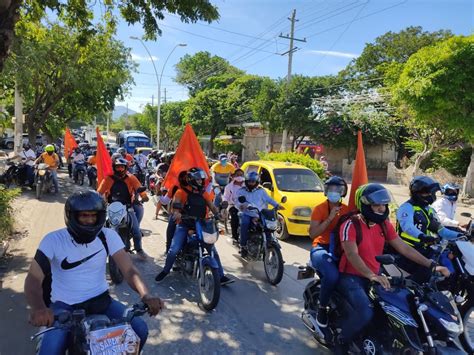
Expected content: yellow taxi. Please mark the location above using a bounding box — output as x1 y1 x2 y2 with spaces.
241 161 326 240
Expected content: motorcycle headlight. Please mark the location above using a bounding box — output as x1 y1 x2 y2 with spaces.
439 318 463 335
265 219 278 231
202 231 218 244
38 170 46 176
292 207 312 217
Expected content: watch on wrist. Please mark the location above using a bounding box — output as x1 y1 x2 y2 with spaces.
429 260 437 270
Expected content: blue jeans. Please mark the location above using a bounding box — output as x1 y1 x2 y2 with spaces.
239 214 272 247
25 165 34 185
39 298 148 355
128 209 142 251
166 215 177 252
163 224 224 277
133 203 144 224
310 245 339 307
50 169 59 193
337 273 374 342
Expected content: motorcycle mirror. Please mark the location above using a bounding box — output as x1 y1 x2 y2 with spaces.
461 212 472 218
375 254 396 265
281 196 287 203
238 196 246 203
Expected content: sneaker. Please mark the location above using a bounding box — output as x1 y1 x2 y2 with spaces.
136 250 148 261
155 271 168 282
220 275 235 286
316 306 329 328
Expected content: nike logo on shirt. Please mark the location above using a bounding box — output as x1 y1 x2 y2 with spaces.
61 250 102 270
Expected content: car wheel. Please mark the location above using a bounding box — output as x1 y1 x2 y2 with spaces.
275 213 290 241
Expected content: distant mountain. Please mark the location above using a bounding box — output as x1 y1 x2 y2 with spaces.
112 106 137 120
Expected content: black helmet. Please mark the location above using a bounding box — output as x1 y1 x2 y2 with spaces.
187 167 207 192
65 190 106 244
23 143 31 150
355 183 392 224
324 176 348 197
409 176 440 206
178 170 188 187
245 171 260 191
112 157 128 177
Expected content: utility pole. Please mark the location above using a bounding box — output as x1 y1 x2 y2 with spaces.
279 9 306 152
164 88 167 104
14 83 24 155
151 94 154 106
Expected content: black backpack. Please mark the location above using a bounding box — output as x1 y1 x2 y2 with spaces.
330 211 388 261
42 231 109 307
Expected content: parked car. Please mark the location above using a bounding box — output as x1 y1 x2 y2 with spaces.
1 134 46 150
240 161 326 240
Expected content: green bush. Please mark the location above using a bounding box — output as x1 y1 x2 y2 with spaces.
257 151 327 179
431 147 472 176
0 186 20 242
213 138 243 156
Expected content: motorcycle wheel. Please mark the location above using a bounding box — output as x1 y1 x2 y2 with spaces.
263 245 284 285
36 181 42 199
79 171 84 186
199 265 221 311
460 305 474 353
108 257 123 284
360 336 384 355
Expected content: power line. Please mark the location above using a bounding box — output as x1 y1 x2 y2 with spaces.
305 0 408 38
298 1 364 31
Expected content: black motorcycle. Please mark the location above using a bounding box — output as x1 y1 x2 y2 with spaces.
237 195 286 285
74 161 86 186
1 159 28 187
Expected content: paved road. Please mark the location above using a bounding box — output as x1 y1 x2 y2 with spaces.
0 172 471 354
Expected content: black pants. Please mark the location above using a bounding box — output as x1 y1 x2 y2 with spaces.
166 215 177 253
229 206 240 241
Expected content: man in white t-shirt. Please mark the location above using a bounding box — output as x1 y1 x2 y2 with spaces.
20 143 36 185
24 190 164 355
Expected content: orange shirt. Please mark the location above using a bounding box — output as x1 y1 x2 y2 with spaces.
38 152 59 170
311 200 350 247
88 156 97 166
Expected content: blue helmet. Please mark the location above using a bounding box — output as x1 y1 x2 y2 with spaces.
442 183 460 202
245 171 259 191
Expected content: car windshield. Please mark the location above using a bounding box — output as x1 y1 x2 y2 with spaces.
273 168 324 192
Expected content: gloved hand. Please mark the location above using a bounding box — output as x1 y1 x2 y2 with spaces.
418 233 439 244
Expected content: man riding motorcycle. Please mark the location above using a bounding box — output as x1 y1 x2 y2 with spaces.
211 153 235 187
87 150 97 187
118 147 134 168
334 183 449 354
34 144 60 194
97 157 149 260
71 148 86 182
308 176 350 328
396 176 461 274
24 190 164 355
431 183 466 231
20 143 37 186
222 169 245 244
235 171 284 258
154 167 233 285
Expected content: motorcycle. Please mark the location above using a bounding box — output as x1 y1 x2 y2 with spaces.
175 215 221 311
31 302 148 355
1 159 28 187
88 166 97 190
73 161 86 186
237 195 286 285
35 163 52 200
105 186 147 284
299 254 465 354
131 162 146 185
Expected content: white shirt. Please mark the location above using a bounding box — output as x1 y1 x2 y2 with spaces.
39 228 124 305
72 153 85 163
21 149 36 166
223 182 244 206
431 197 459 228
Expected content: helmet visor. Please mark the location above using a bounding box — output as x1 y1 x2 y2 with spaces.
325 184 347 195
361 189 392 205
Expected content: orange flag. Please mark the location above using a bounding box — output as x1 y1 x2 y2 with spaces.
95 127 113 186
348 130 369 211
163 124 210 190
64 127 78 159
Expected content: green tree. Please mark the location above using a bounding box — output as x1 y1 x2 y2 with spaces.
0 0 219 71
3 22 135 142
175 51 243 96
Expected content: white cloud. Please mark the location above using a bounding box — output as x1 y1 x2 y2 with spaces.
306 50 359 59
131 53 159 62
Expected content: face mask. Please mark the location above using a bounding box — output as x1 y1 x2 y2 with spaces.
327 192 341 203
221 160 227 167
234 176 244 183
445 194 458 202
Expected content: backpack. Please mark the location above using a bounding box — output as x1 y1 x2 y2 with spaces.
329 211 388 261
42 231 109 307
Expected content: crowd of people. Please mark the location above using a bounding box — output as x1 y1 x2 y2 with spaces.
19 143 471 354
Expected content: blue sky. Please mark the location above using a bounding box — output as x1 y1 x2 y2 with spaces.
116 0 473 112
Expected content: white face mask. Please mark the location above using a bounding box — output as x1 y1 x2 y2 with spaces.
234 176 244 183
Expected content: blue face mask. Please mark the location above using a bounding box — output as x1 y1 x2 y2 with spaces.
327 192 341 203
221 160 227 167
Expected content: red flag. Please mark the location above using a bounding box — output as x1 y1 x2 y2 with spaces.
163 124 210 190
64 127 78 159
348 131 369 211
96 127 113 186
